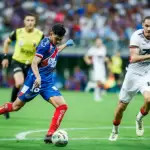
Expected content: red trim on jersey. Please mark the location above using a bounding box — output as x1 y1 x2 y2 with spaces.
129 45 139 48
40 58 49 67
51 48 58 58
18 92 24 97
40 48 58 67
36 53 43 58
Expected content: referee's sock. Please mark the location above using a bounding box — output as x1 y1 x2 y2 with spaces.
11 86 20 102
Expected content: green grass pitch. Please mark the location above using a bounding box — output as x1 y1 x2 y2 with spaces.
0 89 150 150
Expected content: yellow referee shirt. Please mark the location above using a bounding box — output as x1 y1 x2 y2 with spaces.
111 56 122 74
9 27 44 64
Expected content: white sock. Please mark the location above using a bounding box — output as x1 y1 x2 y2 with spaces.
94 87 101 100
136 111 144 121
85 81 96 92
112 125 119 133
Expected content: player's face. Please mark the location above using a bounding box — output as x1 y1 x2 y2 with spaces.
95 39 102 47
143 19 150 39
50 32 63 45
24 16 36 31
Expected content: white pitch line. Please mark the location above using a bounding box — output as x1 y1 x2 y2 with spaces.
15 126 150 141
16 130 46 140
1 137 150 141
0 126 150 141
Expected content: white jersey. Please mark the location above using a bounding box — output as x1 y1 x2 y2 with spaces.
87 45 106 70
87 45 106 82
119 29 150 102
128 29 150 75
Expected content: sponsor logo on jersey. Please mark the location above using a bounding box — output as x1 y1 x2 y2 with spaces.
20 48 34 56
48 58 57 68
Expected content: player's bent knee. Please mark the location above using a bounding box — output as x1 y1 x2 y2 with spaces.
12 98 25 111
146 98 150 104
143 91 150 101
50 96 66 107
15 81 24 88
12 105 22 111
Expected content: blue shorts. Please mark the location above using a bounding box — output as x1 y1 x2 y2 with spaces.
18 74 61 102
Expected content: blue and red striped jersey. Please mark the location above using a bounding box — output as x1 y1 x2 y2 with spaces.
28 37 58 83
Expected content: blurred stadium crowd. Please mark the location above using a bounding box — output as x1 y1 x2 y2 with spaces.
0 0 150 91
0 0 150 48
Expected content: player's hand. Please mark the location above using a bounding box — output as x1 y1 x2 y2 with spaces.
1 59 9 68
66 39 74 47
105 57 110 62
86 59 92 65
34 77 41 88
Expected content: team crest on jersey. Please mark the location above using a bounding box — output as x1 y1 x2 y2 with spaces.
19 40 24 47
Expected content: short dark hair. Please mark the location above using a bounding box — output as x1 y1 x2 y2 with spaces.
142 16 150 23
24 13 36 19
52 24 66 37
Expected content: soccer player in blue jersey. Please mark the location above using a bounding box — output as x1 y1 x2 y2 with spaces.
0 24 74 143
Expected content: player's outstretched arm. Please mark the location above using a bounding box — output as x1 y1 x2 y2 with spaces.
130 47 150 63
3 38 11 54
58 39 74 52
31 56 42 88
1 37 12 68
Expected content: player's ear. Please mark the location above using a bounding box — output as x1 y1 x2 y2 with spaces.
142 22 144 28
50 32 53 37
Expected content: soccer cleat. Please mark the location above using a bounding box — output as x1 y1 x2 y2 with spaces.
108 132 118 141
4 112 10 119
44 135 52 144
136 119 144 136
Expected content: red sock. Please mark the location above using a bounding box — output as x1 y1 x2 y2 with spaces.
113 120 121 126
47 104 68 135
0 102 13 114
140 107 148 116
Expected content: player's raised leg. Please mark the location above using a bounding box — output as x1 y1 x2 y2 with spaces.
44 96 68 144
0 97 25 114
109 101 128 141
136 91 150 136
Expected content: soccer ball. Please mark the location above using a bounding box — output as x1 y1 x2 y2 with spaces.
51 130 68 147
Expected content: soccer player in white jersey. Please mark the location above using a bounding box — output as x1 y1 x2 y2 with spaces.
84 38 107 101
109 16 150 141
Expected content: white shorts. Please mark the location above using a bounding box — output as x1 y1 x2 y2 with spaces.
93 69 106 83
119 70 150 103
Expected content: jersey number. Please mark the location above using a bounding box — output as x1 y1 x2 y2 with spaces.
30 84 41 93
142 49 150 55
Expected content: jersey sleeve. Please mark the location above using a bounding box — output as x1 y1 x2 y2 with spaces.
9 30 16 41
40 34 45 41
87 47 94 56
36 38 50 58
129 31 140 48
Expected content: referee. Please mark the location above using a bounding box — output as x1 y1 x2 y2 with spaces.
1 13 44 119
